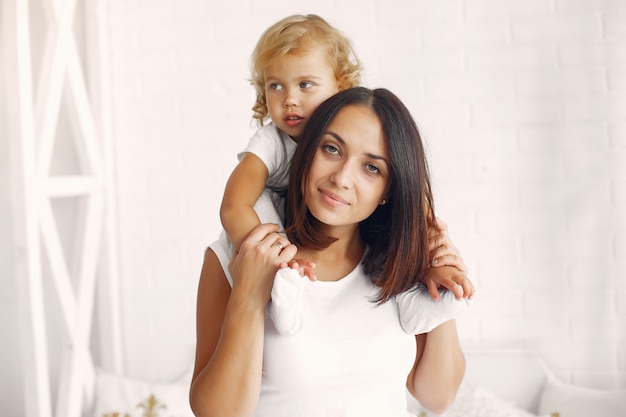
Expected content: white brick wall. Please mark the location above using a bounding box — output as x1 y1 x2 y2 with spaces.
107 0 626 389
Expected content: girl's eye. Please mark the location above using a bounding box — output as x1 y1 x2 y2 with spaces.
269 83 283 91
300 81 313 89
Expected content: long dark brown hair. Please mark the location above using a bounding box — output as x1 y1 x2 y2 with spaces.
284 87 436 302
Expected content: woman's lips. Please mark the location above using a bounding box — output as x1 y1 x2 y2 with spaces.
319 189 349 208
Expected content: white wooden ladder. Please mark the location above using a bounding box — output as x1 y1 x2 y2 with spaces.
3 0 123 416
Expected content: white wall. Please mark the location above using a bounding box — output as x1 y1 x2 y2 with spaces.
0 3 25 415
107 0 625 389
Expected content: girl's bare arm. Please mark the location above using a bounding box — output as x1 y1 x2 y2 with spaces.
220 153 269 249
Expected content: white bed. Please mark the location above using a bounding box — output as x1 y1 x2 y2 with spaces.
92 348 626 417
463 348 549 412
405 347 551 417
407 347 626 417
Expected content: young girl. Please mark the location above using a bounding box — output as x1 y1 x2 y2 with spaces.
218 14 359 254
210 14 473 336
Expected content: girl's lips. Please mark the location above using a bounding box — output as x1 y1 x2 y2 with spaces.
319 189 349 207
284 116 303 127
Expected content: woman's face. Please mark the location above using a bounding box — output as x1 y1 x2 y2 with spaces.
305 104 390 231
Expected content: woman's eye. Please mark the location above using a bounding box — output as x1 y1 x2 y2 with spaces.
323 144 339 155
365 164 380 174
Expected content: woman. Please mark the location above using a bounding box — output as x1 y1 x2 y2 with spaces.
190 87 470 417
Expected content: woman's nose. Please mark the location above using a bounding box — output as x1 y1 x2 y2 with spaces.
330 162 354 188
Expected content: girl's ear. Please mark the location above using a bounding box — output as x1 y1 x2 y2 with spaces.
337 76 351 91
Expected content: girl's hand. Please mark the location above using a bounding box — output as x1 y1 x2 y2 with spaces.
426 218 474 301
279 258 317 281
228 223 297 305
423 266 475 301
428 218 467 273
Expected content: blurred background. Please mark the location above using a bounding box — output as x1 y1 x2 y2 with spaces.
2 0 625 416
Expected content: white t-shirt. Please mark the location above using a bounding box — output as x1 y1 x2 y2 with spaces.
239 123 297 189
255 261 416 417
217 255 416 417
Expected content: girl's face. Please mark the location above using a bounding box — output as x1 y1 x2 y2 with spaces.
305 105 390 233
264 47 341 140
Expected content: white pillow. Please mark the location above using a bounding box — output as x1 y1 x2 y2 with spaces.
538 374 626 417
92 369 193 417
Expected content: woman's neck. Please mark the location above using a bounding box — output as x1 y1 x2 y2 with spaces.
297 227 366 282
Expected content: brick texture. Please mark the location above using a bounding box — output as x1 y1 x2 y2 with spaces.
107 0 626 389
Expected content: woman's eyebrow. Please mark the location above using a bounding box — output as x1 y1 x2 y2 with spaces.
325 131 344 143
324 131 389 164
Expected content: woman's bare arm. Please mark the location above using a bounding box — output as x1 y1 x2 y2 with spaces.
190 224 296 417
406 320 466 414
189 249 265 417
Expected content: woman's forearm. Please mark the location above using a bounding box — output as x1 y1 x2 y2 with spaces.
190 248 267 417
190 224 294 417
190 287 266 417
407 320 465 414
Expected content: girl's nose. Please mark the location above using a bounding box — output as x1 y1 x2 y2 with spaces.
284 89 298 108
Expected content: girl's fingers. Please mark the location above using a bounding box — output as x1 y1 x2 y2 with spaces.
431 254 468 273
458 277 475 299
426 280 441 302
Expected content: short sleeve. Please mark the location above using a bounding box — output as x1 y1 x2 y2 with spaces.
238 124 296 187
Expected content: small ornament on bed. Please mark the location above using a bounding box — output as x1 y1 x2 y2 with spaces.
102 393 181 417
137 394 167 417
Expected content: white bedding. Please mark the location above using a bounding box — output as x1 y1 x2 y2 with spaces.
407 347 626 417
463 348 549 412
406 348 551 417
92 348 626 417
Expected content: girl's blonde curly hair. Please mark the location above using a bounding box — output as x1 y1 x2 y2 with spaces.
250 14 362 125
